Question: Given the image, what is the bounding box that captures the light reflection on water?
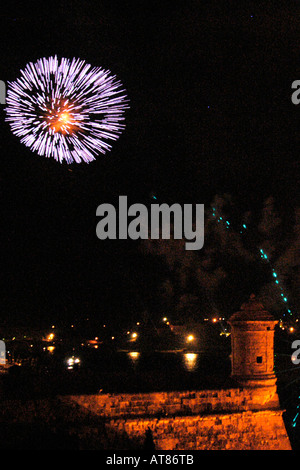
[126,351,199,373]
[183,353,198,372]
[128,351,140,364]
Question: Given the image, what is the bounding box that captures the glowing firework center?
[5,56,129,164]
[45,100,76,134]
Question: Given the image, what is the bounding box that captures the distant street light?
[186,334,195,343]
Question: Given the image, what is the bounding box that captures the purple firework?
[5,56,129,164]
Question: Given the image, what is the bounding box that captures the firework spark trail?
[211,206,295,320]
[5,56,129,164]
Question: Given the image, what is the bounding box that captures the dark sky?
[0,1,299,328]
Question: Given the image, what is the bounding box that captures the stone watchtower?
[228,294,279,406]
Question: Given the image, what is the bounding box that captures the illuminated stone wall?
[0,389,291,449]
[60,389,291,450]
[62,387,280,418]
[103,410,291,450]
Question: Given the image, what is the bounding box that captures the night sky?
[0,1,299,329]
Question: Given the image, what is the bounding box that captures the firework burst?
[5,56,129,164]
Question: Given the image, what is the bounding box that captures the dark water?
[3,347,231,397]
[86,349,231,392]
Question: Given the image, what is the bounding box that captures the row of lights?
[7,312,230,352]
